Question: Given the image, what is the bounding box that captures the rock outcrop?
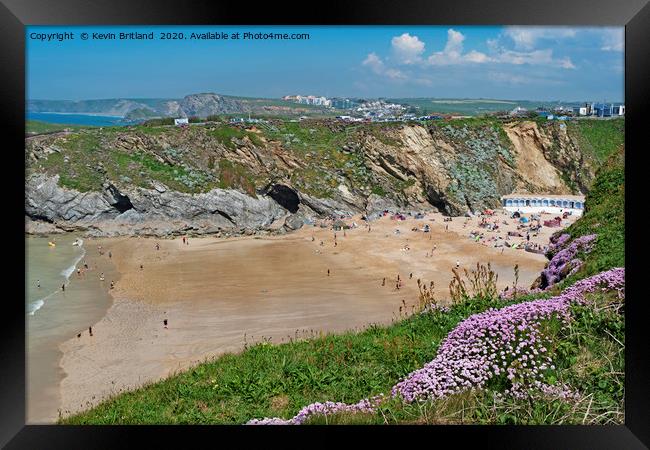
[25,174,287,236]
[25,118,615,236]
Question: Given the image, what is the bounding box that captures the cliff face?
[25,118,617,236]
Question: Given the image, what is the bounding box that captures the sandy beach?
[56,210,577,418]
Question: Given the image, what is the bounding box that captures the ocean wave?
[28,299,45,315]
[60,246,86,280]
[27,289,57,316]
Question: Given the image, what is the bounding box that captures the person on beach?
[89,326,93,337]
[164,319,168,329]
[334,241,337,247]
[156,243,160,251]
[327,269,330,277]
[77,268,81,276]
[311,236,315,242]
[409,273,413,279]
[110,281,115,289]
[456,260,460,269]
[61,284,65,292]
[382,277,385,286]
[100,273,105,281]
[108,251,112,259]
[37,279,40,288]
[446,224,449,232]
[84,262,88,270]
[140,264,144,270]
[77,333,81,338]
[182,237,186,245]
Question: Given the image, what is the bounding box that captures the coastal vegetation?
[26,120,93,135]
[27,117,623,217]
[61,141,624,425]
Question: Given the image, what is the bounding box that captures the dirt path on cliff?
[58,211,560,418]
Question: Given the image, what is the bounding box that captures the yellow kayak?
[48,241,56,247]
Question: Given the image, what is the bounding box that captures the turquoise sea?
[27,112,136,127]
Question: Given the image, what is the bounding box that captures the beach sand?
[57,210,576,418]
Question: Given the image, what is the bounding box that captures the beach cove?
[46,210,575,420]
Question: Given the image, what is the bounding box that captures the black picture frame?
[1,0,648,447]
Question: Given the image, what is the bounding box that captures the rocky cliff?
[25,117,623,236]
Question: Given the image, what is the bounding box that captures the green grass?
[563,146,624,278]
[217,159,258,195]
[208,125,263,149]
[26,120,93,135]
[569,118,625,164]
[28,126,224,194]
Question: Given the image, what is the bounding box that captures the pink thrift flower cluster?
[247,268,624,425]
[247,396,383,425]
[500,234,596,299]
[393,268,623,403]
[540,234,597,288]
[548,233,571,255]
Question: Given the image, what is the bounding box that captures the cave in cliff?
[266,184,300,213]
[106,185,135,213]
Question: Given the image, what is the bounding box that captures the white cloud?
[465,50,491,63]
[444,29,465,54]
[559,57,576,69]
[391,33,425,64]
[490,47,576,69]
[385,68,406,80]
[504,27,577,50]
[362,52,385,74]
[601,29,624,51]
[361,27,578,85]
[362,52,406,80]
[426,29,491,66]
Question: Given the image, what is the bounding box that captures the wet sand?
[57,210,571,419]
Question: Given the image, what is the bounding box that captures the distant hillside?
[28,93,333,120]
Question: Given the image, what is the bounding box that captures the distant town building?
[283,95,332,107]
[330,98,354,109]
[509,106,529,117]
[174,118,189,126]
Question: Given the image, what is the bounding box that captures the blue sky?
[26,26,624,102]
